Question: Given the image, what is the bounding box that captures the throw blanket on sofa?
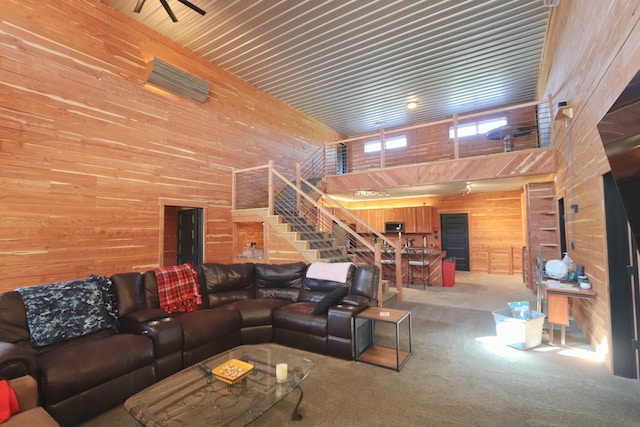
[306,262,353,283]
[16,275,119,347]
[154,263,202,313]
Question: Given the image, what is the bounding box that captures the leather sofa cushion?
[350,265,380,302]
[141,270,160,309]
[0,292,29,343]
[312,287,349,315]
[174,309,242,350]
[199,263,255,308]
[221,299,290,327]
[37,333,154,404]
[255,262,306,289]
[273,303,327,336]
[298,264,356,303]
[122,308,170,324]
[110,272,146,317]
[255,286,299,300]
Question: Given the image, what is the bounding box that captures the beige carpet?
[81,273,640,426]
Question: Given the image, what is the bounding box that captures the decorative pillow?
[312,286,349,315]
[16,275,119,347]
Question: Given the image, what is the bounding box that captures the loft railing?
[300,99,553,177]
[233,161,404,303]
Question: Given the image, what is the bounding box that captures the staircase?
[234,160,401,304]
[270,179,352,263]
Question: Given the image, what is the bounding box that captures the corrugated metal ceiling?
[102,0,551,137]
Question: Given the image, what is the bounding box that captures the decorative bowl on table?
[212,359,254,384]
[545,259,568,280]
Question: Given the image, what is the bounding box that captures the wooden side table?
[354,307,412,371]
[544,282,596,345]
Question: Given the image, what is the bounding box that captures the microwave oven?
[384,221,405,233]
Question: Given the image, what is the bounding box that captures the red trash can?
[442,257,456,287]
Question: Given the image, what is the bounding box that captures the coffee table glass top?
[125,344,314,427]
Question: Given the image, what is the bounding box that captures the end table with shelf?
[354,307,412,371]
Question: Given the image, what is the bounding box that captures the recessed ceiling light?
[406,101,417,110]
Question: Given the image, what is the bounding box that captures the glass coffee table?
[125,344,314,426]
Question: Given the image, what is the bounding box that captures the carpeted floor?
[81,273,640,426]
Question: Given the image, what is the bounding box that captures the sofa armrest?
[0,342,37,380]
[120,308,170,326]
[8,375,38,411]
[327,305,360,337]
[121,316,182,359]
[350,265,380,306]
[340,294,371,308]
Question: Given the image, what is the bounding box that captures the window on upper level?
[449,117,507,138]
[364,135,407,153]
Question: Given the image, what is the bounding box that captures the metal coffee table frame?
[125,344,314,426]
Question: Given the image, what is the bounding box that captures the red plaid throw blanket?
[154,263,202,313]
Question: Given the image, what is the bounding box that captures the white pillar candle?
[276,363,288,383]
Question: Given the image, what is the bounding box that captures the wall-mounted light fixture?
[554,101,573,127]
[145,58,209,103]
[353,190,390,197]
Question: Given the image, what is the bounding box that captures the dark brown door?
[177,208,203,265]
[604,173,639,378]
[441,213,470,271]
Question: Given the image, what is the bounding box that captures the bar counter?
[380,247,445,287]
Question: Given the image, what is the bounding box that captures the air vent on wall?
[145,58,209,103]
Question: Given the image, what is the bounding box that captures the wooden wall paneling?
[347,191,524,275]
[0,1,339,291]
[345,105,539,170]
[326,147,556,195]
[538,0,640,372]
[368,209,385,231]
[432,191,525,275]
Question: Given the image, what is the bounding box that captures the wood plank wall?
[539,0,640,372]
[347,190,524,275]
[346,105,538,171]
[0,0,340,291]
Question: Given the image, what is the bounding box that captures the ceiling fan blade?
[177,0,207,16]
[159,0,178,22]
[133,0,147,13]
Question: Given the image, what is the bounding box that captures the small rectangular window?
[449,117,507,138]
[364,136,407,153]
[364,141,382,153]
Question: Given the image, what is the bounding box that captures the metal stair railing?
[233,161,404,303]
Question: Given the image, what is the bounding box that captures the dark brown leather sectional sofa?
[0,261,379,426]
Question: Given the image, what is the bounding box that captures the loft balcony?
[306,100,558,201]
